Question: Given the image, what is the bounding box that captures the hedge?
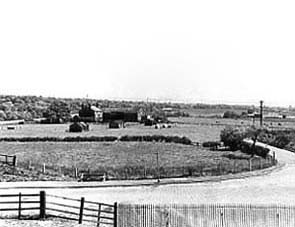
[202,141,221,148]
[240,141,270,158]
[119,135,192,145]
[0,135,192,145]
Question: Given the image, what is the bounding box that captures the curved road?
[1,142,295,205]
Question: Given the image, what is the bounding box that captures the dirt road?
[1,142,294,205]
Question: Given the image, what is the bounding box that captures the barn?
[79,104,103,122]
[103,111,138,123]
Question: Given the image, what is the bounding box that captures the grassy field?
[0,141,273,180]
[0,121,221,143]
[1,117,293,143]
[0,116,280,181]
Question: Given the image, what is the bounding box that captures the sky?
[0,0,295,107]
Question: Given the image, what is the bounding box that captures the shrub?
[223,111,240,119]
[220,126,246,151]
[270,134,290,148]
[239,141,270,158]
[118,135,192,145]
[202,141,221,148]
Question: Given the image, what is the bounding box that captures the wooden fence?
[0,153,16,166]
[0,192,41,219]
[47,194,117,226]
[118,204,295,227]
[0,191,117,227]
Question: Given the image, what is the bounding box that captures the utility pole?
[260,100,263,127]
[156,150,160,183]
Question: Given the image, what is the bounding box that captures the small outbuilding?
[109,120,125,129]
[69,122,89,132]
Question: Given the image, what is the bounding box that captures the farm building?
[0,119,25,125]
[109,120,125,129]
[79,104,103,122]
[103,111,138,123]
[264,112,284,119]
[69,122,89,132]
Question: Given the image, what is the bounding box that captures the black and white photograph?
[0,0,295,226]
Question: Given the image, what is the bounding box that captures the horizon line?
[0,92,291,109]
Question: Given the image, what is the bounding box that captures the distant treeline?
[0,94,289,121]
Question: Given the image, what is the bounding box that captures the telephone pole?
[260,100,263,127]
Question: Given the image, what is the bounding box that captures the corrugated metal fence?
[118,204,295,227]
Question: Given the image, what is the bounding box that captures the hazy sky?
[0,0,295,106]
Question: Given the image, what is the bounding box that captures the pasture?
[0,121,221,143]
[0,116,280,181]
[1,117,294,143]
[0,141,272,180]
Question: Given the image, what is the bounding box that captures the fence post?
[97,204,101,227]
[219,162,222,175]
[249,159,252,171]
[74,167,78,178]
[79,197,85,224]
[272,151,276,165]
[40,191,46,219]
[42,163,46,174]
[114,202,118,227]
[13,156,17,166]
[18,193,21,219]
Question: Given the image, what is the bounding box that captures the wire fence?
[13,154,277,181]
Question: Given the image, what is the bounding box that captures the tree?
[43,101,71,123]
[0,110,7,120]
[244,126,263,157]
[223,111,240,119]
[220,126,246,151]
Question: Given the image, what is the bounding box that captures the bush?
[239,141,270,158]
[270,134,290,148]
[223,111,240,119]
[118,135,192,145]
[220,126,246,151]
[202,141,221,148]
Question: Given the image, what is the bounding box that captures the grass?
[0,141,274,180]
[2,117,294,143]
[0,119,224,143]
[0,117,279,181]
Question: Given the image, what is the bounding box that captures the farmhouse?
[79,104,103,122]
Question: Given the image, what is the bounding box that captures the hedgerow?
[0,135,192,145]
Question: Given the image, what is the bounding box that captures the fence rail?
[0,192,41,219]
[46,193,116,226]
[0,153,16,166]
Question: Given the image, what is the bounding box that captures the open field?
[0,121,221,143]
[0,116,279,181]
[1,117,295,143]
[0,141,272,180]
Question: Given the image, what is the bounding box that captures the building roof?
[90,106,102,112]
